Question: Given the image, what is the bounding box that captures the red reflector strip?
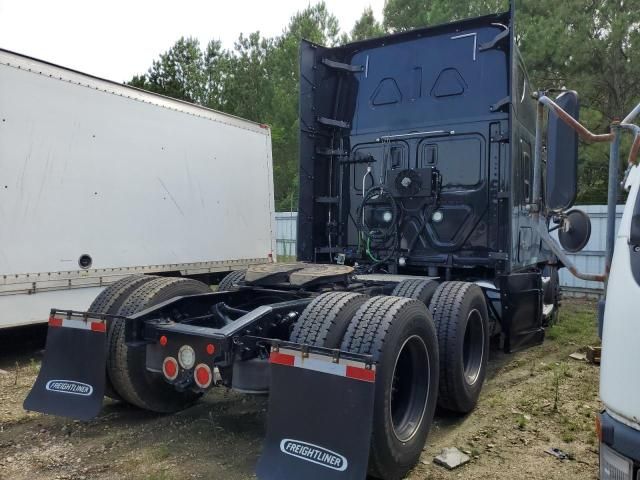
[346,365,376,383]
[47,315,106,333]
[48,316,63,328]
[270,351,295,366]
[271,348,376,383]
[90,322,107,333]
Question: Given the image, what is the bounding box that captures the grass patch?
[153,444,171,461]
[546,300,599,346]
[516,414,529,430]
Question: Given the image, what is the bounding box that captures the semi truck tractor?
[0,48,275,329]
[23,4,628,479]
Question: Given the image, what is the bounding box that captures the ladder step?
[317,117,351,129]
[321,58,364,73]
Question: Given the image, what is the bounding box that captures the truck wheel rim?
[463,309,485,385]
[390,335,430,443]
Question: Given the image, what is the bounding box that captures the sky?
[0,0,385,83]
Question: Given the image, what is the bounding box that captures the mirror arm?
[623,102,640,125]
[536,223,606,282]
[537,95,614,143]
[533,92,612,285]
[533,96,640,286]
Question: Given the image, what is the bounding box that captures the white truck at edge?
[0,49,275,329]
[599,163,640,478]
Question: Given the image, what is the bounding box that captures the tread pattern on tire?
[342,295,415,358]
[429,281,485,411]
[290,292,367,347]
[89,275,158,315]
[108,277,210,411]
[217,270,246,291]
[88,275,159,400]
[391,279,438,304]
[341,295,437,480]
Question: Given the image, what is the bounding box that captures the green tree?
[383,0,506,31]
[218,32,274,121]
[267,2,342,210]
[202,39,229,111]
[517,0,640,203]
[128,74,148,90]
[284,2,341,46]
[129,37,206,103]
[350,7,385,41]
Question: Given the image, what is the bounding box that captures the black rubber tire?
[290,292,368,348]
[341,296,439,480]
[392,279,439,306]
[108,277,211,412]
[428,281,490,413]
[88,275,159,401]
[217,270,246,291]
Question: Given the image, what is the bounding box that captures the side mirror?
[546,91,580,211]
[558,209,592,253]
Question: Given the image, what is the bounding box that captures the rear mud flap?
[256,347,375,480]
[24,312,107,421]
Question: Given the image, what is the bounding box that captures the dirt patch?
[0,299,600,479]
[410,299,600,479]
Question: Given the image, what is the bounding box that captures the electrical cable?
[356,184,400,269]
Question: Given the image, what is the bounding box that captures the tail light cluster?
[159,337,216,389]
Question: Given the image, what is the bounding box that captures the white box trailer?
[0,48,276,329]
